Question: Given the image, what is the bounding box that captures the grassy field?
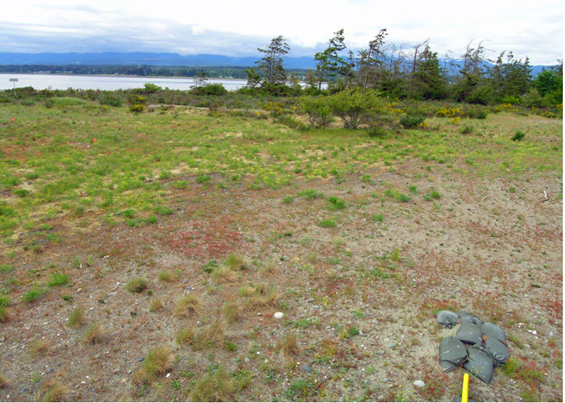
[0,98,562,402]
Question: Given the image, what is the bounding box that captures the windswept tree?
[411,44,446,99]
[314,29,351,90]
[489,51,532,100]
[256,35,290,86]
[357,29,389,91]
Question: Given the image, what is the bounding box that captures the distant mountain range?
[0,52,553,75]
[0,52,316,69]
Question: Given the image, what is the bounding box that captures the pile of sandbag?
[437,310,510,384]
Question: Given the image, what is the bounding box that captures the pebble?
[113,368,121,374]
[186,287,194,290]
[524,344,531,349]
[388,343,396,348]
[377,395,384,400]
[274,312,283,319]
[303,365,312,373]
[46,368,53,374]
[414,380,426,388]
[23,388,30,393]
[376,351,385,356]
[307,298,315,303]
[257,313,262,316]
[244,357,250,363]
[313,305,321,309]
[138,357,145,362]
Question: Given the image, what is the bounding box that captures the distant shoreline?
[0,72,244,81]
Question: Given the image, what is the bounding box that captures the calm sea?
[0,74,248,91]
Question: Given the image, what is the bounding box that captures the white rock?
[414,380,426,388]
[274,312,284,319]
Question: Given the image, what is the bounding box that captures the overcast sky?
[1,0,562,65]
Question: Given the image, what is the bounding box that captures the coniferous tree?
[256,35,290,85]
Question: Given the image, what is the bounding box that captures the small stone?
[377,395,384,400]
[23,388,30,393]
[187,287,194,290]
[244,357,250,363]
[524,344,531,349]
[257,313,262,316]
[46,368,53,374]
[414,380,426,388]
[303,365,312,373]
[376,351,385,356]
[313,305,321,309]
[113,368,121,374]
[138,357,145,362]
[274,312,284,319]
[388,343,396,348]
[307,298,314,303]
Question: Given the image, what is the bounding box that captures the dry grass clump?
[225,252,249,271]
[193,319,225,350]
[142,345,174,380]
[39,379,69,402]
[149,298,164,312]
[80,323,104,344]
[190,366,234,402]
[157,270,173,283]
[223,299,242,324]
[277,332,300,356]
[211,265,239,284]
[174,294,203,318]
[0,373,8,389]
[66,306,85,328]
[259,262,279,278]
[29,339,52,356]
[0,306,11,323]
[175,327,196,346]
[247,285,280,308]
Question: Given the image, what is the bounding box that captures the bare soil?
[1,157,562,402]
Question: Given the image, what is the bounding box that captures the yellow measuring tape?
[462,373,470,402]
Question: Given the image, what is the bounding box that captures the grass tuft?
[157,270,173,282]
[174,294,203,318]
[148,298,164,312]
[126,277,148,293]
[223,299,243,324]
[142,345,174,379]
[40,380,69,402]
[67,306,85,328]
[277,332,300,356]
[80,323,104,344]
[0,306,10,323]
[29,339,52,356]
[190,366,234,402]
[176,327,196,346]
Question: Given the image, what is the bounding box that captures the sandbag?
[458,311,482,326]
[437,311,459,329]
[463,344,494,384]
[439,336,468,372]
[484,336,510,366]
[455,322,483,345]
[482,322,506,343]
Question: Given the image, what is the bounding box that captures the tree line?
[246,31,562,107]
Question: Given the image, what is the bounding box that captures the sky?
[1,0,562,65]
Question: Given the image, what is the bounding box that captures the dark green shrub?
[511,130,526,142]
[143,83,162,93]
[300,96,333,128]
[327,89,386,129]
[465,85,494,105]
[99,94,123,107]
[399,115,426,128]
[196,83,228,96]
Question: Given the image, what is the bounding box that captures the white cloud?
[0,0,562,65]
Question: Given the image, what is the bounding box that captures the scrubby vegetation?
[0,79,562,402]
